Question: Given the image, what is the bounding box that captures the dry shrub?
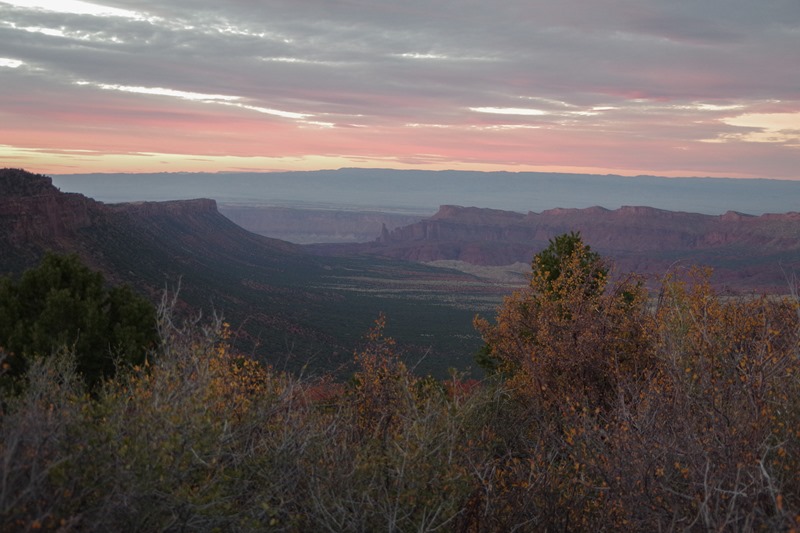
[1,262,798,531]
[473,243,799,531]
[611,268,800,531]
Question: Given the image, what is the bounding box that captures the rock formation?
[338,204,800,293]
[0,169,96,247]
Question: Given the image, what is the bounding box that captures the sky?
[1,0,799,179]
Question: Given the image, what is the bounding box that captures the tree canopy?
[475,232,651,409]
[0,253,157,389]
[532,231,607,298]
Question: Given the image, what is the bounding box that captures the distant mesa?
[313,203,800,293]
[0,168,228,266]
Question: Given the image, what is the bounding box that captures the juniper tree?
[0,253,157,390]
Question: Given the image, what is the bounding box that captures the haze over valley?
[52,169,800,248]
[53,169,800,217]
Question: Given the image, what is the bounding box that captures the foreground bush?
[0,305,500,531]
[472,231,800,531]
[1,261,798,531]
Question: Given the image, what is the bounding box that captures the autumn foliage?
[1,236,799,531]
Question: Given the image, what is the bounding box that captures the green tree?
[0,253,157,389]
[475,232,652,409]
[533,231,607,297]
[476,232,608,375]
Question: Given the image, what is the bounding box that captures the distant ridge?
[381,204,800,252]
[52,168,800,216]
[311,204,800,293]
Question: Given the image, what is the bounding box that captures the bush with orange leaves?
[613,268,800,531]
[471,233,655,529]
[473,234,800,531]
[475,232,654,412]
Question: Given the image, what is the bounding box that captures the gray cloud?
[3,1,796,105]
[1,0,798,177]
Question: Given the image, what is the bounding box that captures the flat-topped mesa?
[113,198,219,217]
[431,204,524,221]
[539,206,612,217]
[761,212,800,221]
[378,205,527,244]
[0,168,221,250]
[363,203,800,280]
[615,205,666,216]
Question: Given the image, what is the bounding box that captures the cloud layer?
[1,0,798,177]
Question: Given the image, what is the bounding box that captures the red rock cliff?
[0,168,97,246]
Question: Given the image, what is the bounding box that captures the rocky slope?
[0,169,95,251]
[0,169,298,275]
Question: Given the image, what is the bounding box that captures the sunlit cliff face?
[1,0,798,178]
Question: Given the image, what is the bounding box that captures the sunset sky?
[1,0,798,178]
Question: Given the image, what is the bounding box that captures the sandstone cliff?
[352,204,800,292]
[377,204,800,257]
[0,169,243,274]
[0,169,96,248]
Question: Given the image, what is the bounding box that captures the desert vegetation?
[0,253,157,392]
[1,238,798,531]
